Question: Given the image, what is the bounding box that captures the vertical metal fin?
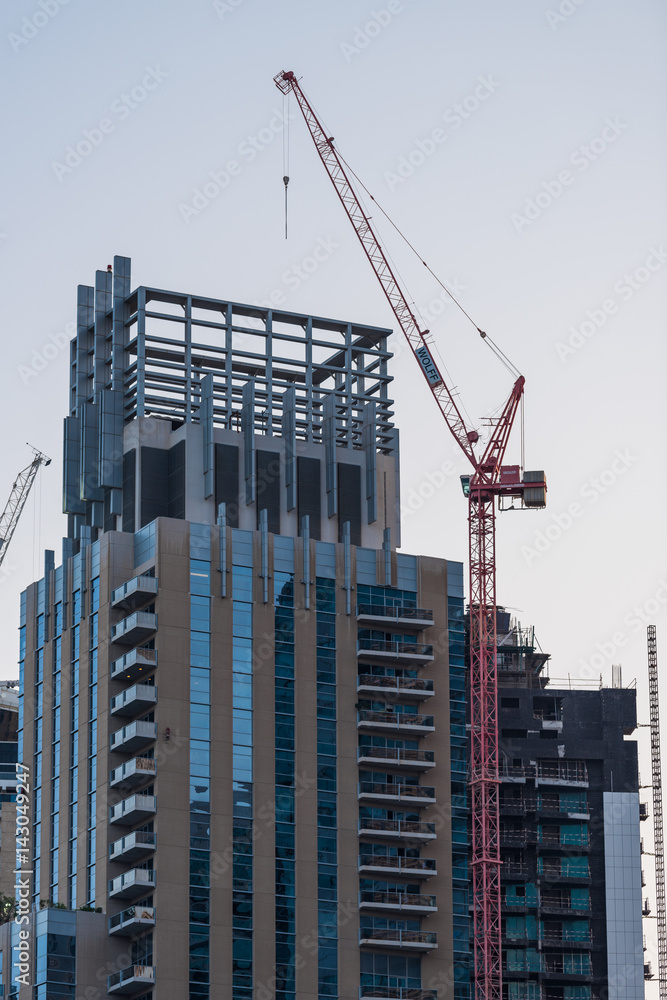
[202,374,214,499]
[343,520,351,616]
[242,379,256,505]
[217,502,227,598]
[301,515,310,610]
[282,386,296,511]
[259,508,269,604]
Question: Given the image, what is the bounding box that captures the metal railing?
[536,761,588,784]
[358,782,435,801]
[109,831,156,859]
[357,674,434,694]
[359,819,436,837]
[108,966,155,991]
[359,855,437,874]
[539,862,591,880]
[358,710,434,729]
[360,989,437,999]
[358,747,434,765]
[359,929,437,946]
[108,904,155,931]
[360,891,436,909]
[108,869,156,895]
[357,639,434,659]
[111,611,158,643]
[356,604,434,623]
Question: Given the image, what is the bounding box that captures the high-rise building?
[484,611,646,1000]
[9,257,470,1000]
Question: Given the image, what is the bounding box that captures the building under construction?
[477,610,646,1000]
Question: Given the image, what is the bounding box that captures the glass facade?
[315,541,338,1000]
[447,560,470,999]
[231,528,254,1000]
[86,544,99,904]
[190,525,213,998]
[274,537,295,1000]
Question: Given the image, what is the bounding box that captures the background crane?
[0,446,51,569]
[274,69,546,1000]
[648,625,667,997]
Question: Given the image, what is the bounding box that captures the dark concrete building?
[488,611,645,1000]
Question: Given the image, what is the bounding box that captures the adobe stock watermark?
[384,76,501,192]
[521,448,638,565]
[8,0,72,54]
[51,66,168,181]
[212,0,244,19]
[258,236,340,309]
[555,246,667,362]
[576,579,667,680]
[401,459,458,518]
[545,0,587,30]
[178,107,294,224]
[511,117,628,233]
[18,321,74,385]
[340,0,419,63]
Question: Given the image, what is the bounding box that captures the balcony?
[109,831,156,863]
[108,868,156,900]
[358,855,437,879]
[356,604,434,630]
[357,711,434,735]
[107,965,155,995]
[112,575,158,610]
[540,895,591,916]
[357,639,434,665]
[640,802,649,821]
[359,929,437,951]
[359,819,436,842]
[358,782,436,806]
[359,989,437,1000]
[358,747,435,771]
[109,905,156,937]
[111,611,157,646]
[537,831,590,852]
[541,957,592,981]
[535,762,588,788]
[111,647,157,683]
[110,793,156,826]
[110,756,156,791]
[110,721,157,754]
[500,862,532,881]
[357,674,434,701]
[359,891,437,914]
[540,929,592,947]
[110,683,158,718]
[538,863,591,884]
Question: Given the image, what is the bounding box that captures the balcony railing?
[110,683,158,717]
[360,988,438,999]
[359,819,436,840]
[111,647,157,683]
[357,674,434,699]
[540,929,592,945]
[539,862,591,881]
[536,762,588,786]
[358,747,435,769]
[356,604,434,628]
[358,782,436,804]
[112,575,158,610]
[110,611,158,646]
[110,756,156,790]
[357,711,435,733]
[540,895,591,914]
[358,855,437,877]
[359,929,437,950]
[110,793,156,826]
[359,891,436,913]
[108,905,156,936]
[542,957,591,977]
[357,639,434,663]
[501,862,531,879]
[107,965,155,994]
[108,868,156,900]
[538,831,590,850]
[109,831,156,863]
[110,720,157,754]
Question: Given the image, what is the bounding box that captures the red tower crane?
[274,70,547,999]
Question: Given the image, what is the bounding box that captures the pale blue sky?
[2,0,666,971]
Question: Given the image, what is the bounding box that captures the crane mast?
[648,625,667,997]
[0,447,51,569]
[275,70,546,1000]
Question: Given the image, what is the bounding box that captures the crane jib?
[415,344,443,387]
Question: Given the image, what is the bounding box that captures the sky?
[2,0,666,982]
